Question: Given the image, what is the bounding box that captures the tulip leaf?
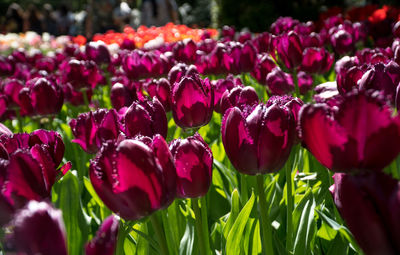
[179,217,196,255]
[226,191,255,255]
[83,176,104,208]
[223,189,240,239]
[326,234,349,255]
[58,171,87,255]
[293,190,316,255]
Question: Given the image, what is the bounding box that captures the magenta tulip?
[85,215,119,255]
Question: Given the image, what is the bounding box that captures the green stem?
[192,198,209,255]
[115,221,127,255]
[240,174,248,204]
[200,196,211,254]
[256,174,274,255]
[292,69,300,98]
[150,213,169,255]
[286,160,294,251]
[16,111,24,133]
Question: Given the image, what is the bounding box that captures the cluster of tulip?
[2,3,400,255]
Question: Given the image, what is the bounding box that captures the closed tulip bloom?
[266,67,294,95]
[301,47,334,74]
[300,90,400,173]
[110,82,137,111]
[144,78,172,112]
[169,133,213,198]
[85,215,119,255]
[358,62,400,103]
[330,172,400,255]
[29,78,64,116]
[212,74,244,113]
[336,66,364,94]
[221,25,235,40]
[70,109,120,154]
[224,41,257,74]
[89,135,176,220]
[219,86,259,115]
[3,79,24,106]
[221,102,295,175]
[330,29,354,55]
[251,54,277,85]
[253,32,274,53]
[168,63,199,86]
[172,75,214,129]
[276,31,303,70]
[62,59,102,90]
[124,98,168,138]
[85,41,111,64]
[4,201,67,255]
[270,17,300,35]
[173,39,197,63]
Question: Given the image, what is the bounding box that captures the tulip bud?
[70,109,120,154]
[172,75,214,129]
[85,41,111,64]
[330,29,354,55]
[110,82,137,110]
[144,78,172,112]
[266,67,294,95]
[5,201,67,255]
[124,98,168,138]
[251,54,277,85]
[30,78,64,116]
[89,135,176,220]
[219,86,259,115]
[300,47,334,74]
[85,215,119,255]
[169,133,213,198]
[173,39,197,63]
[212,74,244,113]
[168,63,199,85]
[276,31,303,70]
[300,90,400,173]
[221,102,295,175]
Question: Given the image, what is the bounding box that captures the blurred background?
[0,0,399,37]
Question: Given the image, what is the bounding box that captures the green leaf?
[83,176,104,207]
[58,171,87,255]
[179,217,196,255]
[293,190,316,255]
[223,189,240,239]
[226,191,255,255]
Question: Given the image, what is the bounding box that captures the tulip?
[169,133,213,198]
[221,25,235,40]
[299,90,400,173]
[238,31,252,43]
[358,62,400,103]
[300,47,334,74]
[122,50,171,80]
[224,41,257,74]
[85,215,119,255]
[297,71,313,95]
[270,17,300,35]
[0,130,70,225]
[251,53,277,85]
[330,29,354,55]
[89,135,176,220]
[3,79,24,106]
[330,171,400,255]
[61,59,102,90]
[144,78,172,112]
[173,39,197,63]
[85,41,111,64]
[29,77,64,116]
[123,98,168,138]
[221,102,295,175]
[198,43,229,75]
[336,65,363,94]
[212,74,244,113]
[275,31,303,70]
[110,83,137,111]
[172,75,213,129]
[70,109,120,154]
[266,67,294,95]
[219,86,259,115]
[168,63,199,86]
[4,201,67,255]
[253,32,274,54]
